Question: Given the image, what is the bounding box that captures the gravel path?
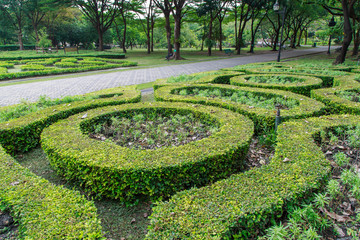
[0,47,327,106]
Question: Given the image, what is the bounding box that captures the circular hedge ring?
[243,67,353,87]
[230,74,322,96]
[154,84,326,133]
[153,70,243,90]
[41,102,254,203]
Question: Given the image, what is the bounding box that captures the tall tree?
[197,0,229,56]
[154,0,173,55]
[75,0,121,51]
[171,0,187,60]
[0,0,27,50]
[246,0,269,53]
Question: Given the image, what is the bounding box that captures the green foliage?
[153,70,242,90]
[154,84,326,133]
[146,115,359,239]
[231,74,323,96]
[333,152,350,167]
[0,86,141,155]
[0,58,137,81]
[175,87,300,110]
[326,179,341,199]
[0,145,103,239]
[20,64,47,71]
[0,94,100,123]
[311,75,360,115]
[37,29,52,48]
[40,102,254,203]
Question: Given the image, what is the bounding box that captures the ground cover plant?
[91,112,219,150]
[336,90,360,102]
[175,87,299,110]
[0,94,98,123]
[0,57,137,81]
[153,70,242,90]
[230,74,323,96]
[260,125,360,239]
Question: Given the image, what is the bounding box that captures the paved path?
[0,47,327,106]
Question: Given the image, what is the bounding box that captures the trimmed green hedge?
[0,145,103,239]
[243,67,353,87]
[0,61,137,81]
[311,75,360,114]
[0,86,141,155]
[0,45,36,51]
[153,70,243,90]
[230,74,323,96]
[154,84,326,133]
[146,114,360,239]
[0,53,126,61]
[41,102,254,203]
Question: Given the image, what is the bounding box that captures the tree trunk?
[122,12,127,53]
[174,17,181,59]
[33,24,39,43]
[151,14,154,52]
[207,20,213,56]
[164,12,172,55]
[297,29,303,47]
[352,27,359,56]
[334,0,352,65]
[219,19,223,51]
[98,29,104,51]
[147,16,151,54]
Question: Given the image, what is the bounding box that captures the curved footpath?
[0,47,327,106]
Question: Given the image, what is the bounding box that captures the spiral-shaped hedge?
[41,102,254,203]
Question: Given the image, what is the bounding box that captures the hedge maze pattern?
[0,62,359,239]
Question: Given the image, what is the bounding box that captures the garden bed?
[0,57,137,81]
[41,102,254,203]
[230,74,322,96]
[154,84,326,133]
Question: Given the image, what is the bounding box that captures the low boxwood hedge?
[154,84,326,133]
[0,53,126,61]
[0,61,137,81]
[311,76,360,115]
[0,86,141,155]
[40,102,254,204]
[230,74,323,96]
[221,62,284,72]
[146,114,359,239]
[153,70,243,90]
[0,145,103,239]
[243,67,353,87]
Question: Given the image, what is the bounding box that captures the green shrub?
[154,84,326,133]
[0,145,103,239]
[146,114,359,239]
[0,61,136,81]
[153,70,243,90]
[0,45,36,51]
[311,75,360,115]
[0,86,141,155]
[0,67,7,73]
[244,67,352,87]
[230,74,323,96]
[0,62,14,68]
[40,102,254,203]
[20,64,47,71]
[0,53,126,61]
[54,62,78,68]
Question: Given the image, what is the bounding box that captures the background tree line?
[0,0,359,63]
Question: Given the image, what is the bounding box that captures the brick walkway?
[0,47,327,106]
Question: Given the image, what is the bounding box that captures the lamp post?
[274,0,287,62]
[327,16,336,54]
